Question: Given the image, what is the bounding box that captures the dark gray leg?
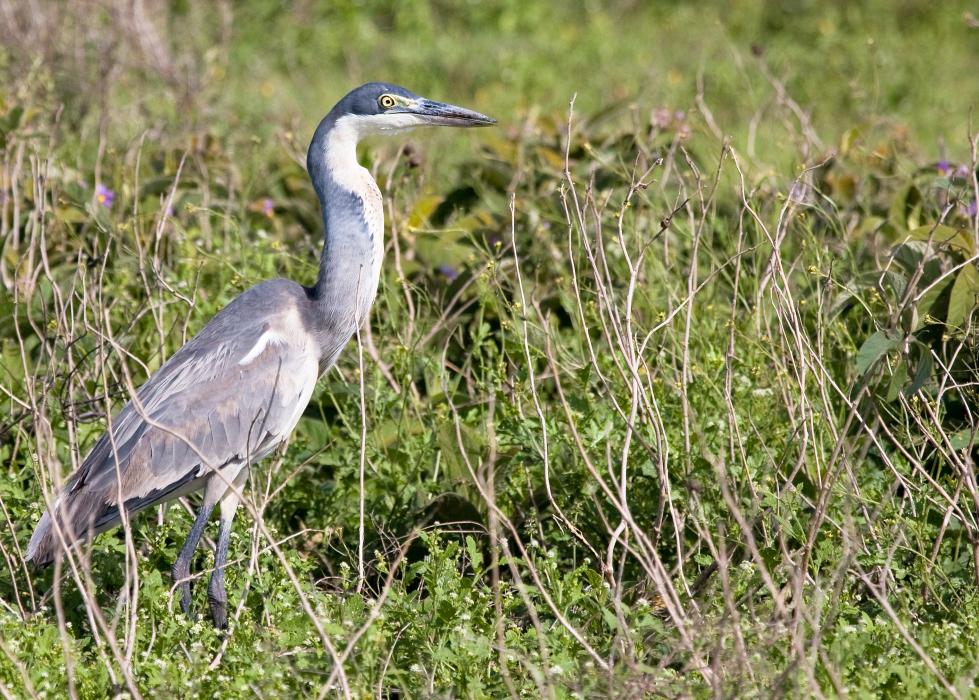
[208,470,246,629]
[172,496,218,617]
[206,508,234,629]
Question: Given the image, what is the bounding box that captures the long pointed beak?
[410,99,496,127]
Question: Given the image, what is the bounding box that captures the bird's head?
[328,82,496,135]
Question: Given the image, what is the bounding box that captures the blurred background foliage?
[1,0,979,697]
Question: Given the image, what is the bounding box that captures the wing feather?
[27,280,320,564]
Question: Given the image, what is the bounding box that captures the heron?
[26,82,495,628]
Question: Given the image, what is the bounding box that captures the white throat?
[323,113,430,194]
[323,117,370,195]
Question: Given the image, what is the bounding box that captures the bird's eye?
[378,95,396,109]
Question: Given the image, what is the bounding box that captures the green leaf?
[880,269,908,302]
[904,351,933,396]
[888,183,921,233]
[916,275,953,323]
[907,224,973,255]
[856,330,901,375]
[885,360,908,401]
[949,429,976,450]
[465,535,483,570]
[946,263,979,328]
[407,194,444,229]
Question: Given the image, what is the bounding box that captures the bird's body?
[28,279,317,561]
[27,83,493,627]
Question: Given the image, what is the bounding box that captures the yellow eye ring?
[379,95,396,109]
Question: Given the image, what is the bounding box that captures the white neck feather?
[323,113,431,193]
[323,117,370,195]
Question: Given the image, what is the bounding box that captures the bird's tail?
[26,488,112,567]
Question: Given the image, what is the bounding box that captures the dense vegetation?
[2,1,979,696]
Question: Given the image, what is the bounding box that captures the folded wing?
[27,281,319,565]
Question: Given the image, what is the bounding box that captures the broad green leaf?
[891,241,926,273]
[827,288,856,319]
[465,535,483,570]
[904,351,933,396]
[885,360,908,401]
[407,194,444,229]
[949,429,976,451]
[946,263,979,328]
[908,224,973,255]
[856,330,901,375]
[916,276,953,325]
[880,269,908,302]
[888,183,921,233]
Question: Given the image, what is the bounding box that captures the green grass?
[2,0,979,696]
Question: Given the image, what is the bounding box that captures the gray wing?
[28,280,319,562]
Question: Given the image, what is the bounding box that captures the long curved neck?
[306,114,385,358]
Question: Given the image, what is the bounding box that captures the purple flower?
[937,160,952,176]
[437,263,459,281]
[262,198,274,218]
[965,200,978,218]
[95,183,115,208]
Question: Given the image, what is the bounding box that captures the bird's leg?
[208,469,247,629]
[172,502,214,617]
[172,481,222,618]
